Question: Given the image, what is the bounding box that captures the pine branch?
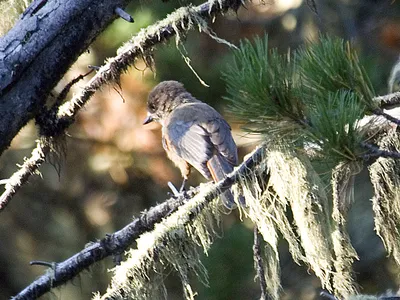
[0,0,243,212]
[374,91,400,109]
[13,146,265,300]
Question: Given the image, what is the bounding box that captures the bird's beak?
[143,113,154,125]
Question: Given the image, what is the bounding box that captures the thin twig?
[13,145,266,300]
[372,108,400,126]
[253,225,268,300]
[114,7,134,23]
[361,142,400,160]
[30,261,56,268]
[53,68,95,110]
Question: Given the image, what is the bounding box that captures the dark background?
[0,0,399,299]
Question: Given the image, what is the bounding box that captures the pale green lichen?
[266,151,335,292]
[95,184,220,300]
[94,144,365,300]
[239,170,281,299]
[116,1,237,87]
[369,130,400,266]
[331,161,361,297]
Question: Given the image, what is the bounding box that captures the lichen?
[96,184,220,300]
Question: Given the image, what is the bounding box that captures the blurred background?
[1,0,400,299]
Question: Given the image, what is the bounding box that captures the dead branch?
[13,146,265,300]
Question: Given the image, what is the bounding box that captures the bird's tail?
[207,155,244,209]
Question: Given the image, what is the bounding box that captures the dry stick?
[13,146,265,300]
[253,225,268,300]
[0,0,243,212]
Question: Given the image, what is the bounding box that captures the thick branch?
[56,0,242,119]
[13,196,187,300]
[13,146,265,300]
[0,0,131,155]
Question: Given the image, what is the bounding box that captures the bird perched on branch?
[143,80,240,208]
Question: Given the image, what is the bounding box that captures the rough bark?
[0,0,131,155]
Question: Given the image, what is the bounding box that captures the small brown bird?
[143,80,239,208]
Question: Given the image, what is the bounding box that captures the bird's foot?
[180,189,189,199]
[167,182,180,198]
[168,182,190,199]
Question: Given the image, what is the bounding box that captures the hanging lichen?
[94,184,221,300]
[369,130,400,266]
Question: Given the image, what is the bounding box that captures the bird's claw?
[168,181,190,199]
[180,189,189,199]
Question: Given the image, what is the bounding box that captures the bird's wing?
[166,109,238,180]
[203,118,238,166]
[165,119,213,179]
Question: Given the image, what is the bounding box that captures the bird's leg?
[167,182,180,197]
[179,178,187,193]
[167,179,189,199]
[179,178,190,199]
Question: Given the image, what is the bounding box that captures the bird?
[143,80,240,208]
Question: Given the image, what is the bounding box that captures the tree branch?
[0,0,132,155]
[0,0,243,212]
[0,139,49,211]
[374,91,400,109]
[56,0,242,120]
[361,142,400,160]
[372,108,400,126]
[13,145,266,300]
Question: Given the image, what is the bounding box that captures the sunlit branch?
[374,91,400,109]
[13,146,265,299]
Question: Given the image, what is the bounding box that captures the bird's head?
[143,81,192,125]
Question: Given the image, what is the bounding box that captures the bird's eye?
[148,102,156,112]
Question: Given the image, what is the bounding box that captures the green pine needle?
[296,35,376,107]
[305,90,366,162]
[222,36,305,142]
[223,35,374,165]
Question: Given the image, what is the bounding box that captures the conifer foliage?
[223,36,400,298]
[92,36,400,300]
